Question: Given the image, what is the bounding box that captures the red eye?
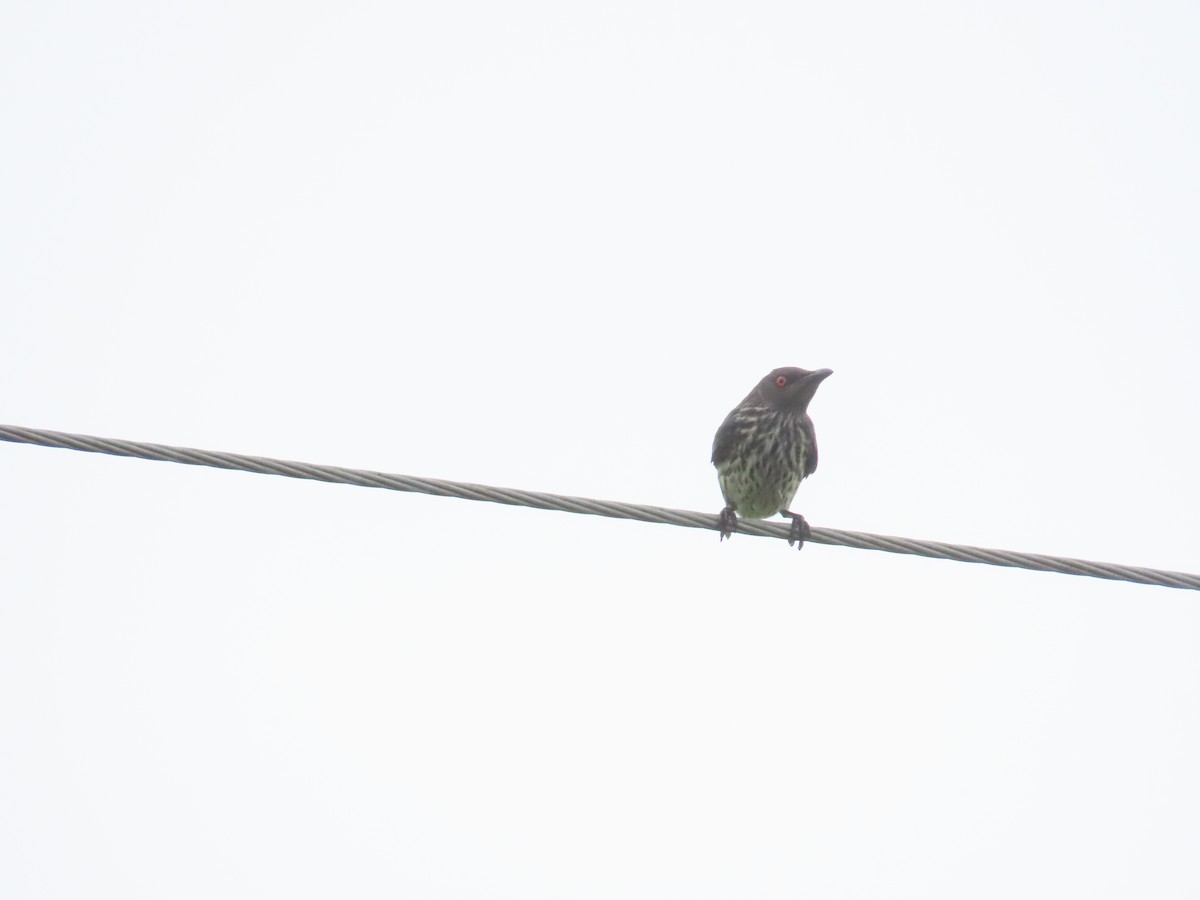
[775,375,788,388]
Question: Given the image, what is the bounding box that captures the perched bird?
[711,366,833,549]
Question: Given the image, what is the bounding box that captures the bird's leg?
[781,511,811,549]
[717,506,738,541]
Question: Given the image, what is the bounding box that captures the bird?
[711,366,833,549]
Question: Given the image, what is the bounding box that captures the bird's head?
[756,366,833,413]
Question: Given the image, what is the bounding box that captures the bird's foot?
[717,506,737,541]
[782,511,811,549]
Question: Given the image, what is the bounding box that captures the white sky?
[3,1,1200,897]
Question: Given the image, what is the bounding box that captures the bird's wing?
[801,415,818,477]
[711,410,742,467]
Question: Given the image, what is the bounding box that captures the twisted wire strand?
[2,423,1197,592]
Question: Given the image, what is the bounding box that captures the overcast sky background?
[3,1,1200,897]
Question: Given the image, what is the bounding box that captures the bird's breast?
[715,412,811,518]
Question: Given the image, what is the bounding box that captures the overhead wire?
[2,423,1197,592]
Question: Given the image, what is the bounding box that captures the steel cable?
[2,424,1196,592]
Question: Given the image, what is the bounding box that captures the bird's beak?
[795,368,832,407]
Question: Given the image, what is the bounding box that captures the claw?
[717,506,737,541]
[782,511,811,550]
